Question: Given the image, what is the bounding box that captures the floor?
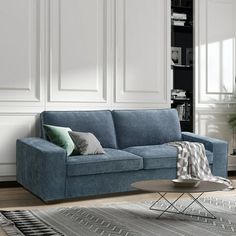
[1,180,236,211]
[1,180,236,235]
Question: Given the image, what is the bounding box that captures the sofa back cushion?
[112,109,182,149]
[40,110,117,149]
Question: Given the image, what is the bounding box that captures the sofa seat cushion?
[124,144,214,170]
[67,148,143,176]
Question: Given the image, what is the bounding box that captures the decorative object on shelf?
[185,104,191,120]
[186,48,193,65]
[176,104,190,121]
[171,47,182,65]
[171,89,186,99]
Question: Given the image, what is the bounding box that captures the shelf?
[171,0,193,133]
[171,64,193,69]
[172,24,192,28]
[172,97,190,101]
[172,5,192,10]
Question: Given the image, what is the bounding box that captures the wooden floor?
[0,180,236,210]
[0,180,236,235]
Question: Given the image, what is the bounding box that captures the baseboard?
[228,171,236,177]
[0,176,16,182]
[0,181,21,188]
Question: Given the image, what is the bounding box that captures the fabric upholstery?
[44,125,75,156]
[182,132,228,177]
[68,131,105,155]
[16,109,227,202]
[125,144,213,169]
[40,110,117,148]
[112,109,182,149]
[67,148,143,176]
[16,138,67,201]
[66,168,178,198]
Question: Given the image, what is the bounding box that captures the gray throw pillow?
[68,131,105,155]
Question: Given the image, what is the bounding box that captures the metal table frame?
[149,192,216,219]
[132,180,228,219]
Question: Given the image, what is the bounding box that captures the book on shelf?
[171,12,187,20]
[172,20,185,26]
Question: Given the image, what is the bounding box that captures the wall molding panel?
[195,110,234,154]
[0,0,42,103]
[0,114,37,178]
[196,110,232,138]
[49,0,108,103]
[114,0,170,104]
[0,165,16,179]
[195,0,236,106]
[194,0,236,162]
[0,0,44,179]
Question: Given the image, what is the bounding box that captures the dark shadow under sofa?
[16,109,228,202]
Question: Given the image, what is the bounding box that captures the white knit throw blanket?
[169,141,233,189]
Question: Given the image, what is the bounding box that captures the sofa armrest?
[16,137,67,202]
[182,132,228,177]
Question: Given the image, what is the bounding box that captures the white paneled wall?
[49,0,108,103]
[0,0,170,180]
[195,0,236,106]
[195,0,236,167]
[0,115,37,176]
[0,0,44,180]
[115,0,169,104]
[0,0,42,103]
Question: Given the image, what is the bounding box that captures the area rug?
[1,196,236,236]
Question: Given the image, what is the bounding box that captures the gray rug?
[1,196,236,236]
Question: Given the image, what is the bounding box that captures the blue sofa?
[16,109,228,202]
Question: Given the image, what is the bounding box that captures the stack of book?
[171,12,187,26]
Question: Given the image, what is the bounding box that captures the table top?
[131,179,228,193]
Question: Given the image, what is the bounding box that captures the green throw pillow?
[43,124,75,156]
[68,131,105,155]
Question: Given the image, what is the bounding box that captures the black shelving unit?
[171,0,193,132]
